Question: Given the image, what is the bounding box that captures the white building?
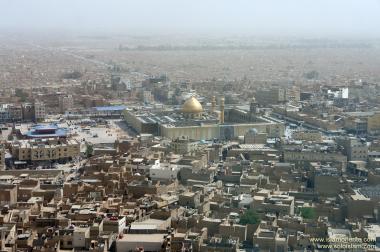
[73,226,90,248]
[149,160,180,181]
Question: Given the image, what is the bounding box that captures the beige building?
[273,106,338,132]
[253,226,288,252]
[344,111,380,135]
[125,96,285,140]
[284,150,347,170]
[292,130,322,142]
[10,138,80,162]
[253,192,295,216]
[160,122,283,140]
[244,128,268,144]
[368,112,380,135]
[255,87,287,105]
[170,136,200,155]
[336,137,368,161]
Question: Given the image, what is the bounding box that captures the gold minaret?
[211,96,216,113]
[220,97,225,124]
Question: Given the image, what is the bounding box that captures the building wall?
[368,113,380,135]
[256,88,287,105]
[0,185,17,205]
[0,146,5,170]
[314,175,342,197]
[284,151,347,169]
[292,131,322,142]
[347,200,376,219]
[337,137,368,161]
[219,224,247,241]
[73,227,89,248]
[124,110,157,134]
[161,124,220,140]
[149,167,179,181]
[170,139,199,155]
[244,132,268,144]
[116,236,164,252]
[59,95,74,113]
[11,139,80,162]
[34,101,46,121]
[161,123,283,141]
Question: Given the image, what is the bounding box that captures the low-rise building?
[292,130,322,142]
[149,160,180,182]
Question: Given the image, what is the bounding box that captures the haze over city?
[1,1,380,252]
[1,0,380,38]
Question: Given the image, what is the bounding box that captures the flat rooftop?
[118,233,164,242]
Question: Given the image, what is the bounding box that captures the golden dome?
[182,96,203,113]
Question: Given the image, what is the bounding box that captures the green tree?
[85,143,93,158]
[15,88,28,102]
[300,207,316,219]
[239,209,260,225]
[304,70,319,80]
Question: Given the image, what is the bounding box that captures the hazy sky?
[1,0,379,37]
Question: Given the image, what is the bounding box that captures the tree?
[239,209,260,225]
[300,207,316,219]
[304,70,319,80]
[15,88,28,102]
[85,143,93,158]
[61,70,82,79]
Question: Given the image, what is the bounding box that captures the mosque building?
[124,95,284,141]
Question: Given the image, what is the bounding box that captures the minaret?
[211,96,216,113]
[250,97,259,116]
[220,97,225,124]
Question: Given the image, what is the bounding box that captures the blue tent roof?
[93,105,127,111]
[26,124,68,138]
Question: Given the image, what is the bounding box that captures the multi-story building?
[21,103,35,121]
[0,106,10,122]
[368,112,380,135]
[170,136,200,154]
[336,136,368,161]
[8,104,22,122]
[58,95,74,113]
[0,104,22,122]
[255,87,287,105]
[9,138,80,163]
[34,101,46,122]
[343,111,380,135]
